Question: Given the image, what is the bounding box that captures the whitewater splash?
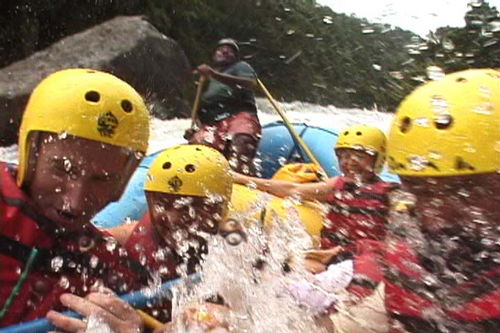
[166,191,337,333]
[0,99,394,163]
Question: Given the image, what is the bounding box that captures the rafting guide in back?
[186,38,262,176]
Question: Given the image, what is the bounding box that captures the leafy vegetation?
[1,0,499,111]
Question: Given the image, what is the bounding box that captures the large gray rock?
[0,16,192,146]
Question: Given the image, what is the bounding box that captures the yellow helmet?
[335,124,387,172]
[387,68,500,177]
[18,68,150,185]
[144,144,233,214]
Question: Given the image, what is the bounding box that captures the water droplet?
[119,248,128,257]
[426,66,445,81]
[322,16,333,24]
[372,64,381,71]
[473,102,492,115]
[464,144,476,153]
[51,256,64,272]
[63,159,71,172]
[494,141,500,152]
[390,71,404,80]
[442,37,455,51]
[59,276,70,289]
[105,237,117,252]
[431,96,449,114]
[409,155,428,171]
[484,39,497,47]
[415,117,430,127]
[89,255,99,268]
[434,114,453,128]
[428,151,442,160]
[225,232,244,246]
[78,236,94,251]
[362,27,374,34]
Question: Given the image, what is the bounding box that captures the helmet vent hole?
[456,77,467,83]
[434,114,453,130]
[85,91,100,103]
[195,147,202,151]
[356,131,362,136]
[162,162,171,169]
[399,117,412,133]
[185,164,196,173]
[344,131,349,135]
[121,100,133,113]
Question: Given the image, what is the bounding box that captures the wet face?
[212,45,237,66]
[146,192,224,250]
[401,173,500,235]
[26,133,136,231]
[336,148,376,179]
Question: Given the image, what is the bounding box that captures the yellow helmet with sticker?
[387,68,500,177]
[18,68,150,185]
[335,124,387,172]
[144,144,232,206]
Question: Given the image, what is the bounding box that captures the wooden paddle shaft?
[256,79,327,179]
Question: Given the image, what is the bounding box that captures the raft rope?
[0,248,39,320]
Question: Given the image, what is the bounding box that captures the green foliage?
[408,1,500,75]
[2,0,499,111]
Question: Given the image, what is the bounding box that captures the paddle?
[183,76,206,140]
[0,275,201,333]
[256,79,328,180]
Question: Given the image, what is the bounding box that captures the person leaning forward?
[0,68,151,327]
[47,145,237,332]
[294,69,500,333]
[187,38,262,176]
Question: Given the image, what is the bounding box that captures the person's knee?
[227,134,259,175]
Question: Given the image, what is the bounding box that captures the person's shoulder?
[232,60,255,71]
[234,60,252,66]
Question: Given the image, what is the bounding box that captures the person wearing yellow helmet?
[380,68,500,332]
[284,69,500,333]
[123,144,233,273]
[0,68,151,327]
[234,124,398,251]
[47,144,235,332]
[232,125,397,332]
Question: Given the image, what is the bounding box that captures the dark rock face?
[0,15,192,146]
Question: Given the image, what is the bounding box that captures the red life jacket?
[124,213,180,280]
[124,213,207,322]
[0,162,150,327]
[332,240,500,332]
[321,177,396,248]
[340,240,385,303]
[384,241,500,333]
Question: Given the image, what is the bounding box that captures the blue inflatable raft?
[92,122,398,228]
